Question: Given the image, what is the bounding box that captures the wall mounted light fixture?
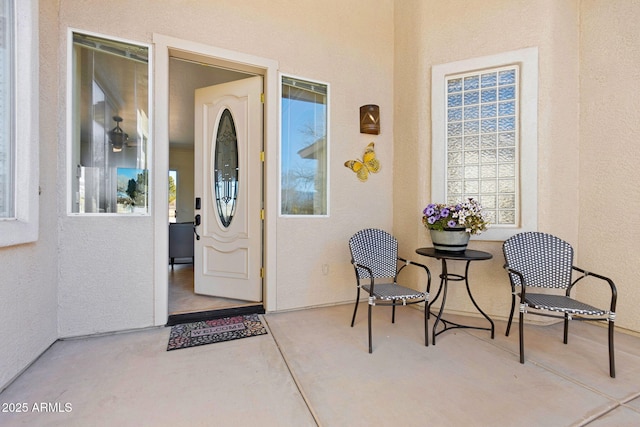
[360,104,380,135]
[109,115,128,152]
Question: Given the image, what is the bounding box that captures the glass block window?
[432,48,538,240]
[445,66,519,226]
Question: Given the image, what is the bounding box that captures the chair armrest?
[351,260,376,292]
[571,266,617,311]
[503,264,525,282]
[397,257,432,293]
[503,264,528,298]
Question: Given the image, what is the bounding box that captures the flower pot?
[429,228,470,253]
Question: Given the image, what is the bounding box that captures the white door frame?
[152,34,279,326]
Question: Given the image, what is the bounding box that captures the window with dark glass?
[214,108,239,227]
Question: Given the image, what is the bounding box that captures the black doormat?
[166,304,265,326]
[166,314,267,351]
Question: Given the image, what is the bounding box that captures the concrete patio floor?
[1,303,639,426]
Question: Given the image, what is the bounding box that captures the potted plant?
[422,198,489,252]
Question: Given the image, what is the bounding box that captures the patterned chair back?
[502,232,573,289]
[349,229,398,279]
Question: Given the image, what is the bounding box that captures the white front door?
[193,76,263,302]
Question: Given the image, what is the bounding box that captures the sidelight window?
[69,31,150,215]
[0,0,39,247]
[280,75,329,216]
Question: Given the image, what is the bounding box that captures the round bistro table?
[415,247,495,345]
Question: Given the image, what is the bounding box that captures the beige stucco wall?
[394,0,638,335]
[0,0,58,390]
[579,0,640,334]
[273,4,395,310]
[394,0,584,321]
[50,0,394,335]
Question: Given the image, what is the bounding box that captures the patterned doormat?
[167,314,267,351]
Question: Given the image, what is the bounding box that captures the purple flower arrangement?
[422,198,489,235]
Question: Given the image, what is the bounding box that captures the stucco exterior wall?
[579,0,640,334]
[0,0,58,390]
[273,6,395,310]
[51,0,394,334]
[393,0,582,321]
[394,0,639,335]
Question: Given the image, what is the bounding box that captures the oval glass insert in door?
[213,108,239,227]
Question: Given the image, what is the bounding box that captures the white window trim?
[278,72,331,218]
[0,0,39,247]
[432,47,538,241]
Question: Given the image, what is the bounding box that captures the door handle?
[194,214,201,240]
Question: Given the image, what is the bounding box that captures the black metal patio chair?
[502,232,617,377]
[348,229,431,353]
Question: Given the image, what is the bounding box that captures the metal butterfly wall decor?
[344,142,380,182]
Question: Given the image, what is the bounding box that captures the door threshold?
[166,304,265,326]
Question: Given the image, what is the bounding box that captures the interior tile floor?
[1,303,640,426]
[168,264,250,315]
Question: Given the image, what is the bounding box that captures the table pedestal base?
[430,261,495,344]
[415,248,495,345]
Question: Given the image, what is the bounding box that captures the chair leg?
[424,302,429,347]
[609,320,616,378]
[350,288,361,327]
[392,300,396,324]
[563,314,569,344]
[368,303,373,353]
[519,310,525,364]
[506,293,516,336]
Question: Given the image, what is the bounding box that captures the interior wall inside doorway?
[168,58,253,223]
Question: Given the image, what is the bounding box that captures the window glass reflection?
[71,33,150,214]
[281,76,328,216]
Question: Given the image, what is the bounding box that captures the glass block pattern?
[446,66,519,225]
